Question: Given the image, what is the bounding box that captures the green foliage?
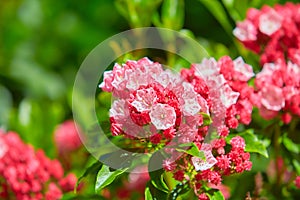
[226,129,270,158]
[95,165,128,192]
[1,0,300,199]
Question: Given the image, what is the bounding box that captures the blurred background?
[1,0,299,199]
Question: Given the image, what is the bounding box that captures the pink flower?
[163,158,177,171]
[54,120,82,153]
[192,144,217,171]
[260,85,285,111]
[173,170,185,181]
[0,136,7,159]
[216,155,231,171]
[149,103,176,130]
[59,173,77,192]
[131,87,157,112]
[128,165,150,192]
[230,136,246,150]
[233,20,257,41]
[259,9,282,36]
[234,2,300,65]
[232,57,255,81]
[295,176,300,189]
[0,131,76,199]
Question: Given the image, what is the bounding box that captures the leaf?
[148,151,169,192]
[201,112,212,126]
[99,150,135,170]
[207,190,225,200]
[76,161,103,191]
[145,187,153,200]
[282,134,299,154]
[95,165,128,192]
[0,85,12,129]
[176,143,205,159]
[197,0,233,36]
[226,130,269,158]
[161,0,185,30]
[167,183,190,200]
[146,181,168,200]
[292,159,300,174]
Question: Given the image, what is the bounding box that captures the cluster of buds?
[233,2,300,65]
[0,131,76,200]
[100,57,254,198]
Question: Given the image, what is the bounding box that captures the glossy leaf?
[198,0,233,35]
[145,187,153,200]
[208,189,225,200]
[167,183,190,200]
[76,161,103,191]
[95,165,128,192]
[176,142,205,159]
[226,130,269,158]
[148,151,169,192]
[282,134,299,154]
[161,0,185,30]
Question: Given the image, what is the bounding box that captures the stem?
[274,124,283,189]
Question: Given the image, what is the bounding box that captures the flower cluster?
[234,3,300,124]
[163,136,251,199]
[181,56,255,135]
[0,131,76,200]
[100,57,207,145]
[233,2,300,65]
[100,57,254,198]
[254,61,300,123]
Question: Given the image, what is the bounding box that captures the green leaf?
[282,134,299,154]
[176,143,205,159]
[167,183,190,200]
[201,112,212,126]
[148,151,169,192]
[145,187,153,200]
[197,0,233,36]
[226,130,269,158]
[208,190,225,200]
[292,159,300,174]
[0,85,12,129]
[146,181,168,200]
[161,0,185,30]
[95,165,128,192]
[99,150,135,170]
[76,161,103,191]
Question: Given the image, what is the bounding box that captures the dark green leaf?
[197,0,233,36]
[0,85,12,128]
[176,143,205,159]
[282,134,299,154]
[226,130,269,158]
[201,112,212,126]
[76,161,103,191]
[95,165,128,192]
[207,189,225,200]
[146,181,168,200]
[167,183,190,200]
[145,187,153,200]
[148,151,169,192]
[292,159,300,174]
[99,150,135,169]
[161,0,185,30]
